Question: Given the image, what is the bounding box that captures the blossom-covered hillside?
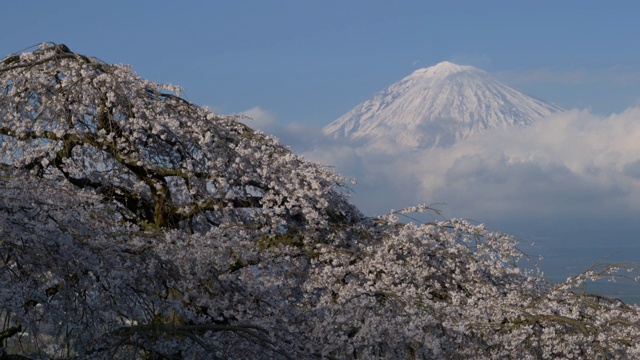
[1,43,639,359]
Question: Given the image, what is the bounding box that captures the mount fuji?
[323,61,564,150]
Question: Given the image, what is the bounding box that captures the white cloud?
[235,106,332,154]
[237,106,278,132]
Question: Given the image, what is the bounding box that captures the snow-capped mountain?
[323,61,563,150]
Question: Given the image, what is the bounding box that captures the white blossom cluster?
[1,43,640,359]
[0,43,358,233]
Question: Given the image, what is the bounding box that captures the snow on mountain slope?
[323,61,564,150]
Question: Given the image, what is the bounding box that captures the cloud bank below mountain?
[307,107,640,220]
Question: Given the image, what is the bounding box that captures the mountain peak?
[411,61,480,78]
[324,62,563,151]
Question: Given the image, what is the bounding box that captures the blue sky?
[3,1,640,125]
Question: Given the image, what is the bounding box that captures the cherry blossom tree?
[1,43,640,359]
